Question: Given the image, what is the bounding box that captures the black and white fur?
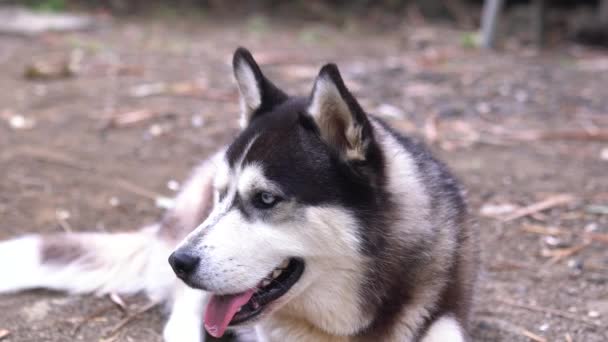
[0,48,477,342]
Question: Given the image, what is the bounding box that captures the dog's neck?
[254,270,430,342]
[257,314,348,342]
[278,267,373,336]
[257,294,437,342]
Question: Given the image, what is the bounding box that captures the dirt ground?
[0,12,606,342]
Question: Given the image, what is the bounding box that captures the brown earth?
[0,13,606,342]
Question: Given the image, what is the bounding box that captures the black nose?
[168,251,199,278]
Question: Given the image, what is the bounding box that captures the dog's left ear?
[308,64,373,161]
[233,47,288,128]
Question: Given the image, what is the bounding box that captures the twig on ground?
[588,232,608,244]
[507,129,608,142]
[104,302,158,339]
[99,334,120,342]
[560,211,585,221]
[497,299,602,327]
[0,330,10,341]
[487,260,533,272]
[502,194,575,222]
[521,224,608,245]
[565,333,573,342]
[476,317,546,342]
[104,109,158,128]
[109,293,128,313]
[72,305,121,336]
[520,330,548,342]
[542,242,591,264]
[521,224,567,236]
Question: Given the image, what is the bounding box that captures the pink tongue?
[204,289,255,338]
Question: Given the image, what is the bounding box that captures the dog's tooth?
[262,279,271,287]
[237,307,242,312]
[280,260,289,268]
[272,269,282,279]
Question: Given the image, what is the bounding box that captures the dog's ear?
[308,64,373,161]
[233,47,288,128]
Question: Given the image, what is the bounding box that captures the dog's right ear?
[308,64,373,161]
[233,47,288,128]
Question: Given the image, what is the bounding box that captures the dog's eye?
[253,191,280,209]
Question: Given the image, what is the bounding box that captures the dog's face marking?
[178,103,368,286]
[172,48,397,336]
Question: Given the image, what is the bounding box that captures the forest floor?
[0,11,606,342]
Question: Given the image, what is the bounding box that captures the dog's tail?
[0,152,220,304]
[0,225,176,303]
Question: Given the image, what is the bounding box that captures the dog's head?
[169,48,385,338]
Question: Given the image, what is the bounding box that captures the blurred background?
[0,0,606,341]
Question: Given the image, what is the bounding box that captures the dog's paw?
[163,316,204,342]
[421,315,465,342]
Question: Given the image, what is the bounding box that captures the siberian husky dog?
[0,48,477,342]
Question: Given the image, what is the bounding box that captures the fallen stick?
[543,242,591,264]
[588,232,608,244]
[104,302,158,338]
[105,109,158,128]
[521,330,548,342]
[502,194,575,222]
[509,130,608,142]
[109,293,128,313]
[521,224,566,236]
[476,317,546,342]
[0,330,10,341]
[521,224,608,244]
[497,299,602,327]
[488,260,533,272]
[72,304,121,336]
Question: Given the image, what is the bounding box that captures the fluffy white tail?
[0,225,176,303]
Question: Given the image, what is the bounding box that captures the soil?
[0,13,606,342]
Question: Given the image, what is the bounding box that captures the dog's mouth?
[203,258,305,338]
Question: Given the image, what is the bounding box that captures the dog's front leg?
[164,283,208,342]
[420,315,466,342]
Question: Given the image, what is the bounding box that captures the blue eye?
[253,191,281,209]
